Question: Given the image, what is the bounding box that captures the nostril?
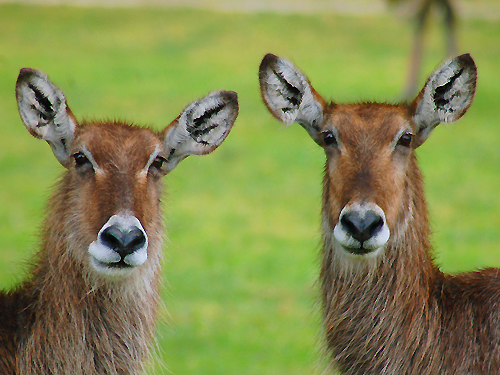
[123,228,146,254]
[101,226,123,251]
[100,226,146,258]
[341,211,384,244]
[366,213,384,238]
[341,213,361,238]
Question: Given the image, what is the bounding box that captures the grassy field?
[0,3,499,374]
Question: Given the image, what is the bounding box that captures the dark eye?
[323,131,338,147]
[396,132,413,148]
[150,156,167,171]
[73,152,90,167]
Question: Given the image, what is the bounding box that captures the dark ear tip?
[17,68,41,82]
[17,68,36,86]
[218,91,239,116]
[456,53,476,70]
[16,68,48,93]
[260,53,279,72]
[219,90,238,104]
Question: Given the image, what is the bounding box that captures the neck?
[17,179,162,375]
[319,163,442,373]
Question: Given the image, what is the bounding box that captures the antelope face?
[259,53,476,258]
[73,123,165,278]
[16,68,238,279]
[320,106,414,256]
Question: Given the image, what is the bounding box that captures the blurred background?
[0,0,499,374]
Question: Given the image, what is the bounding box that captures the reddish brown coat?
[1,69,238,374]
[259,53,499,374]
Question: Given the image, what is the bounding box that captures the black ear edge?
[455,53,477,97]
[258,53,302,123]
[17,68,42,84]
[409,53,477,148]
[218,90,239,114]
[259,53,280,76]
[16,68,43,101]
[456,53,476,71]
[409,53,477,116]
[192,90,239,128]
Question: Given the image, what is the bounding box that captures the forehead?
[74,121,161,167]
[325,103,412,144]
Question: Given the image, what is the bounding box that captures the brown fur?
[0,121,165,374]
[4,67,237,374]
[259,53,498,374]
[320,106,500,374]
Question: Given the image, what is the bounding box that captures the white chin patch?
[88,214,148,277]
[89,257,137,278]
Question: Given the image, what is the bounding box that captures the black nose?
[101,225,146,258]
[341,211,384,245]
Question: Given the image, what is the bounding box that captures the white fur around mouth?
[88,214,148,276]
[333,203,390,256]
[89,256,142,278]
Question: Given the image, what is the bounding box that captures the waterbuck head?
[259,53,476,260]
[16,68,238,282]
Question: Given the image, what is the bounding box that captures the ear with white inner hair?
[161,90,238,172]
[411,54,477,148]
[259,53,326,142]
[16,68,78,167]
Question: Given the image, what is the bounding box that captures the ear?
[16,68,78,167]
[411,54,477,148]
[161,90,238,172]
[259,53,326,141]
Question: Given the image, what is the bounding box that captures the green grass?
[0,3,499,374]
